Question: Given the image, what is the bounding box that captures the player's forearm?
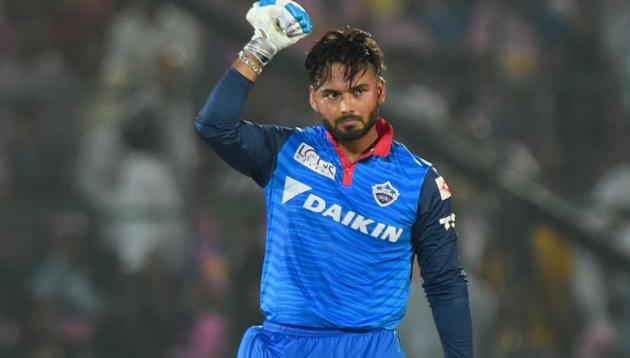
[195,67,253,138]
[423,259,471,357]
[432,296,473,358]
[423,246,472,357]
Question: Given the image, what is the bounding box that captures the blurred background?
[1,0,629,357]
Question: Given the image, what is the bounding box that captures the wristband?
[238,50,263,75]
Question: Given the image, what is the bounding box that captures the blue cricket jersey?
[196,68,472,357]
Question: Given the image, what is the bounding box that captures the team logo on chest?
[372,181,400,207]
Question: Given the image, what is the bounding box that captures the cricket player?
[195,1,472,356]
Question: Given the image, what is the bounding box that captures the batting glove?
[244,0,313,66]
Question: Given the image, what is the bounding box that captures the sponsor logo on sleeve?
[294,143,336,180]
[372,181,400,207]
[435,176,452,200]
[439,213,456,230]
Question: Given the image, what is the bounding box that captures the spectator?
[77,104,191,274]
[573,163,630,357]
[100,0,201,93]
[98,0,202,191]
[30,211,108,356]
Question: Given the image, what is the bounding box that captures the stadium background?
[1,0,629,356]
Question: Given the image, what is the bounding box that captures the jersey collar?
[325,117,394,186]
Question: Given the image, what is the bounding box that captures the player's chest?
[275,139,418,231]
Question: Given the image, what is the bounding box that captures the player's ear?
[309,85,320,113]
[377,76,386,105]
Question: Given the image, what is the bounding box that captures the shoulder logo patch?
[439,213,456,230]
[435,176,451,200]
[372,181,400,207]
[294,143,336,180]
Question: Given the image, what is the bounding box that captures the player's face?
[309,63,386,141]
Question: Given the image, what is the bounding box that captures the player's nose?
[339,94,356,114]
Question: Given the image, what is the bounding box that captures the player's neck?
[338,126,379,163]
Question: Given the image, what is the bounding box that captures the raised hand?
[243,0,313,66]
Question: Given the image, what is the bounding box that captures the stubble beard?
[324,105,379,142]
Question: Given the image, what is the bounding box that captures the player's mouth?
[338,116,363,130]
[341,122,359,130]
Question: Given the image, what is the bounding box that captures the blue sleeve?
[195,67,293,187]
[412,167,473,358]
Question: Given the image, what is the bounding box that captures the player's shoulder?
[276,124,330,157]
[300,124,327,135]
[390,140,434,170]
[287,124,327,141]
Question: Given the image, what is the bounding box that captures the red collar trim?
[326,117,394,158]
[372,117,394,157]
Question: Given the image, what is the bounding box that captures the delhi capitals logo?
[372,181,400,207]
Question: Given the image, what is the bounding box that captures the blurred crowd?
[0,0,629,357]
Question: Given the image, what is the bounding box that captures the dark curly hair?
[305,27,386,89]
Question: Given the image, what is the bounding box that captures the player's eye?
[324,92,339,99]
[353,88,367,96]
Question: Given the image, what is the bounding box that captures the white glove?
[243,0,313,65]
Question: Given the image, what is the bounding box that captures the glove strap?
[243,34,279,66]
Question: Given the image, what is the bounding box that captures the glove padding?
[244,0,313,65]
